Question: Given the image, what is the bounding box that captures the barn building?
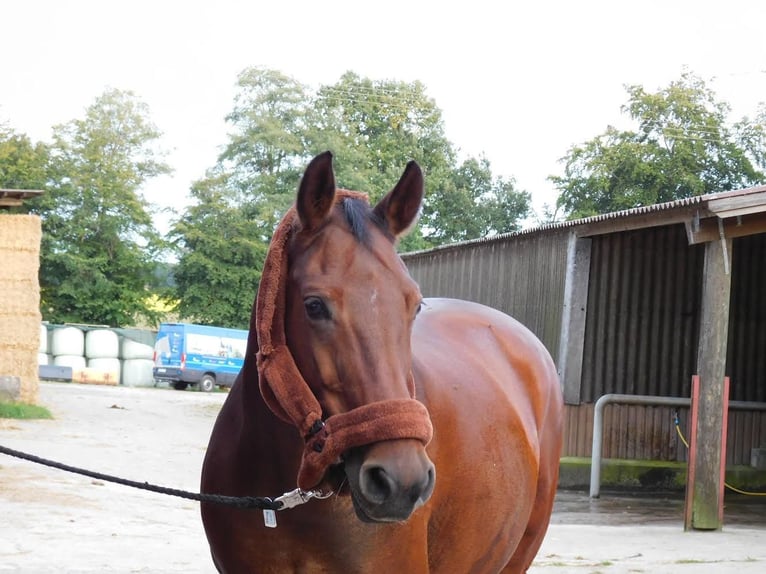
[402,185,766,530]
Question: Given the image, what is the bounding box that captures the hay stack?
[0,214,42,404]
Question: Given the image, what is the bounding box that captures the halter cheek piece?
[254,192,433,491]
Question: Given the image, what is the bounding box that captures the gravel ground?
[1,382,764,573]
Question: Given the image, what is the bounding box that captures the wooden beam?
[577,207,707,238]
[707,189,766,218]
[0,189,44,207]
[686,212,766,245]
[557,233,592,404]
[690,236,732,530]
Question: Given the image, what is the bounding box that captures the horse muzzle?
[344,439,436,523]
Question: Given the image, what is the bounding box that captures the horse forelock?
[341,196,391,247]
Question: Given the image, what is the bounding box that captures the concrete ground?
[531,491,766,573]
[1,382,764,573]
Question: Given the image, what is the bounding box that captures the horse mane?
[341,197,391,247]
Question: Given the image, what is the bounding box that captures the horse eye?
[304,297,330,321]
[415,302,423,317]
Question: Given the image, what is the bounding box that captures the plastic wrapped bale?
[85,329,119,359]
[39,324,48,353]
[86,357,121,385]
[122,358,155,387]
[51,326,85,357]
[53,354,87,371]
[0,214,42,403]
[119,337,154,360]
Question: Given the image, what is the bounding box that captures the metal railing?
[589,393,766,497]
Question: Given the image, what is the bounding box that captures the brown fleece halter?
[255,191,433,490]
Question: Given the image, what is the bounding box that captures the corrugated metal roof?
[405,184,766,258]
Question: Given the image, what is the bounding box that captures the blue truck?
[152,323,248,391]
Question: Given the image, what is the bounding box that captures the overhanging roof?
[0,189,44,207]
[404,185,766,258]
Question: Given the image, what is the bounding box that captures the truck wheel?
[172,382,188,391]
[199,374,216,392]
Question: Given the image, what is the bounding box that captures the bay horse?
[201,151,563,573]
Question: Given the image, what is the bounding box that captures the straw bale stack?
[0,214,42,403]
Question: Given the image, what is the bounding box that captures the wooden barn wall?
[580,224,704,403]
[564,404,689,461]
[563,404,766,466]
[567,229,766,463]
[402,231,569,357]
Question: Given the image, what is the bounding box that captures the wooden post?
[690,235,732,530]
[558,233,592,405]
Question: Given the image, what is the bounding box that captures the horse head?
[278,151,435,523]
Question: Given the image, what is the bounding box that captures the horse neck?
[235,360,305,479]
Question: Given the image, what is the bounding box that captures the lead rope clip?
[262,488,334,528]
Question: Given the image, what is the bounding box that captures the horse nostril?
[360,465,396,505]
[424,465,435,497]
[412,464,435,505]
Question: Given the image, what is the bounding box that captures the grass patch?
[0,401,53,420]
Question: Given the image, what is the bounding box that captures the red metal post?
[718,376,730,525]
[684,375,700,530]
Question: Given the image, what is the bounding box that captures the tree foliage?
[306,72,464,251]
[424,156,531,244]
[170,171,266,329]
[219,68,309,229]
[309,73,455,190]
[0,123,49,193]
[26,89,170,326]
[552,72,766,218]
[171,68,532,325]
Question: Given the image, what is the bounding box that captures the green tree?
[309,73,454,191]
[308,72,457,250]
[171,68,308,326]
[170,171,266,329]
[30,88,170,326]
[424,156,531,244]
[0,123,49,193]
[552,71,766,218]
[173,68,534,324]
[219,67,310,230]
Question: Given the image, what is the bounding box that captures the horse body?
[201,152,562,573]
[411,298,562,572]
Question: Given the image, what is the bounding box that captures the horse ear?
[373,161,424,238]
[297,151,336,231]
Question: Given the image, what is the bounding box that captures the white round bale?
[85,329,119,359]
[51,327,85,357]
[39,324,48,353]
[87,357,122,384]
[120,338,155,360]
[53,354,87,370]
[121,358,155,387]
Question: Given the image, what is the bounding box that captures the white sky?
[3,0,765,232]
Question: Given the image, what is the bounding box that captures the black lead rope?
[0,444,282,511]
